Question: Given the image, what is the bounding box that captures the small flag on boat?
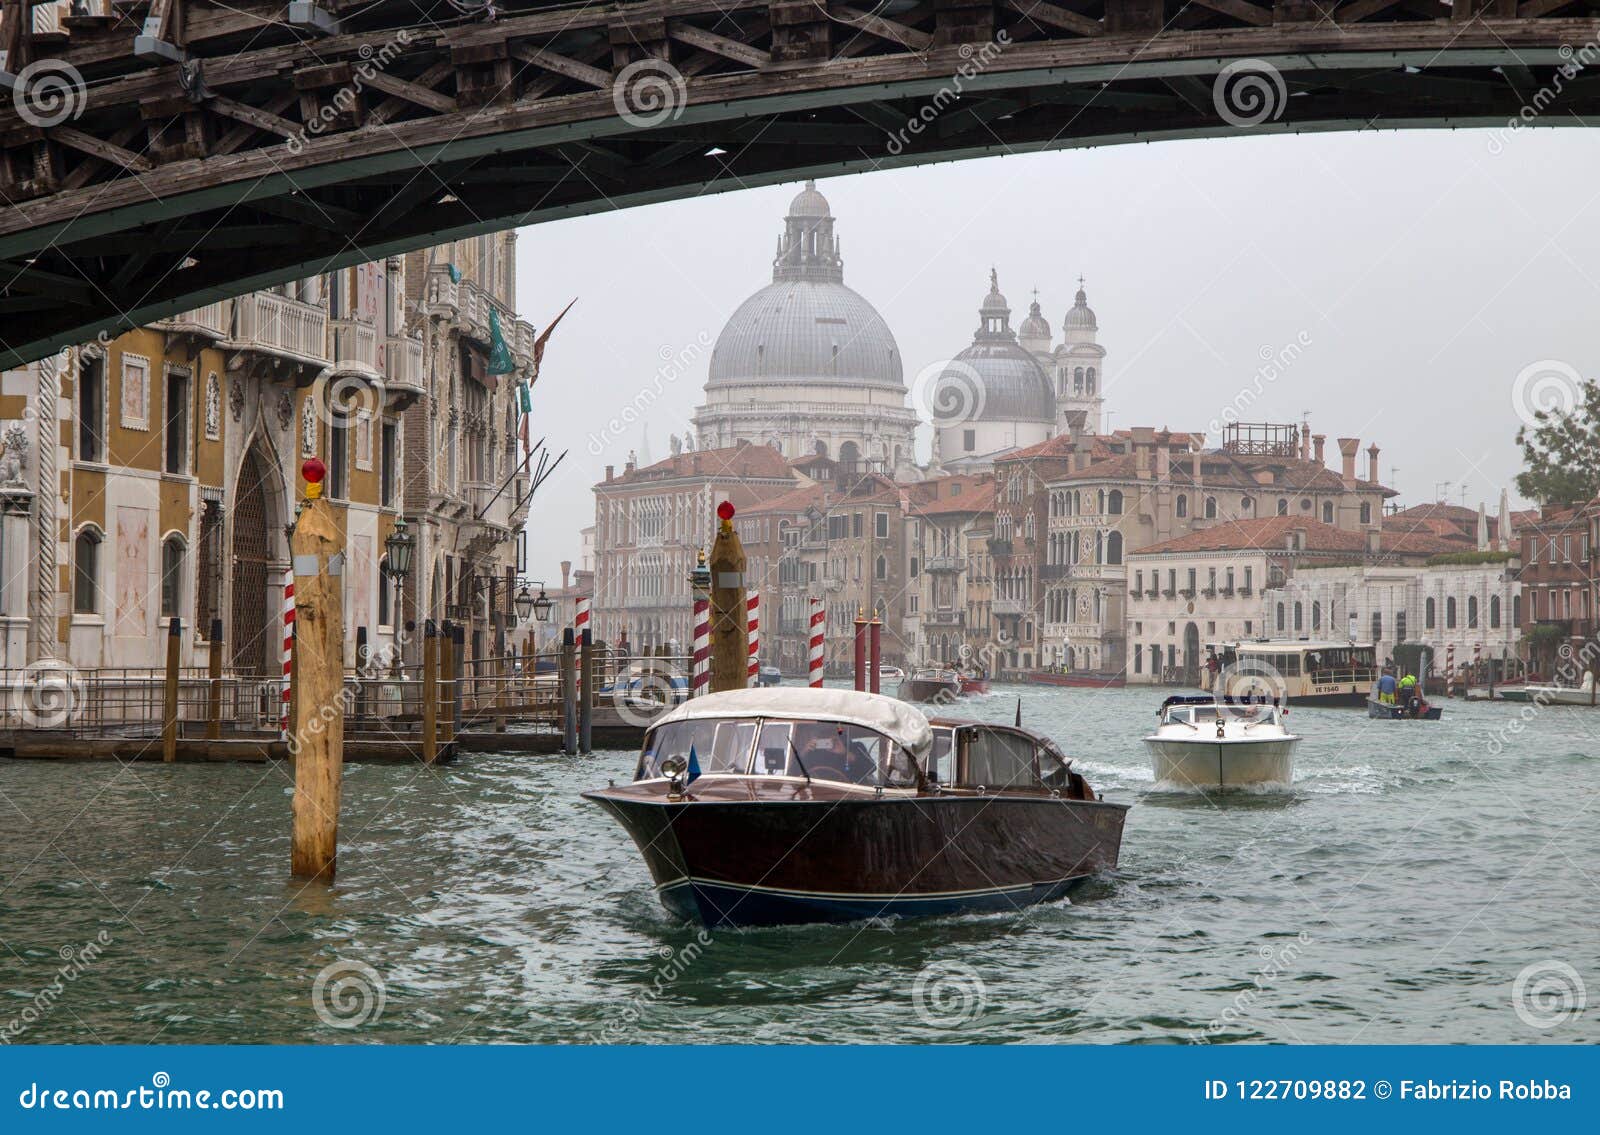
[487,307,516,375]
[685,744,702,785]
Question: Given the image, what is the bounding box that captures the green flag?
[487,307,516,375]
[446,263,461,284]
[517,381,533,415]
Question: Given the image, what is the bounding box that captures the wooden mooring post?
[162,617,182,763]
[709,500,747,694]
[422,620,439,766]
[439,621,456,750]
[289,458,345,883]
[579,627,594,754]
[206,618,223,740]
[561,627,577,754]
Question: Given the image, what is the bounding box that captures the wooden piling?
[422,620,438,766]
[355,626,368,720]
[579,627,594,754]
[162,617,182,763]
[206,617,223,740]
[452,623,465,739]
[709,500,748,694]
[869,616,881,695]
[440,621,456,746]
[561,626,577,754]
[288,469,346,884]
[853,609,867,692]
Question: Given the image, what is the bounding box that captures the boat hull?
[1027,671,1125,689]
[584,781,1127,927]
[958,676,990,695]
[1520,685,1599,706]
[1144,737,1298,789]
[1367,697,1442,720]
[898,677,961,703]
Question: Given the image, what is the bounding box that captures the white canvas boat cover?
[653,687,933,756]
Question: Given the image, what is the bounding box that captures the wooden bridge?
[3,0,1598,365]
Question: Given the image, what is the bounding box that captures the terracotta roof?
[742,483,827,515]
[1045,447,1392,495]
[912,477,996,517]
[1134,517,1367,556]
[604,443,793,486]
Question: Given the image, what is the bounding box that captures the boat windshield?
[638,717,919,787]
[1164,703,1281,726]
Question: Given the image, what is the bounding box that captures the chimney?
[1366,529,1381,556]
[560,560,571,590]
[1337,438,1360,484]
[1300,423,1311,460]
[605,464,614,482]
[1366,443,1380,484]
[1132,427,1154,479]
[1155,442,1171,484]
[1313,434,1326,465]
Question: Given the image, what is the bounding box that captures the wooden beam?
[59,123,143,191]
[1336,0,1405,19]
[1001,0,1102,38]
[667,19,772,67]
[1186,0,1274,25]
[828,5,934,52]
[0,260,95,302]
[1162,75,1214,115]
[362,68,458,115]
[509,43,612,89]
[369,61,453,124]
[1516,0,1573,15]
[208,93,301,139]
[49,127,154,172]
[213,93,297,155]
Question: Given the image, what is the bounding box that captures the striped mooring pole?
[808,597,824,688]
[692,596,710,697]
[574,595,590,699]
[280,581,295,739]
[746,590,760,687]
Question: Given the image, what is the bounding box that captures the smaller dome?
[788,180,831,218]
[1019,297,1051,342]
[980,267,1008,316]
[1065,281,1097,332]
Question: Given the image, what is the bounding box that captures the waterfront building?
[1518,502,1598,674]
[0,237,537,695]
[906,473,996,666]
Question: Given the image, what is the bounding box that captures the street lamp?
[383,516,415,677]
[515,581,552,624]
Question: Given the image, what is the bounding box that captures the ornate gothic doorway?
[230,447,281,675]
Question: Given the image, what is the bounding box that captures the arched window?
[1467,596,1479,629]
[1106,531,1123,565]
[875,555,887,581]
[1490,595,1501,628]
[1371,611,1382,641]
[1396,611,1407,642]
[1446,597,1457,629]
[1277,498,1288,516]
[1086,367,1096,393]
[1276,602,1285,632]
[1074,366,1084,391]
[1175,495,1187,519]
[1322,501,1334,524]
[1294,602,1303,631]
[1312,600,1321,630]
[1097,489,1105,515]
[1107,490,1123,515]
[74,528,102,614]
[160,535,185,620]
[1360,502,1372,524]
[1095,531,1104,564]
[1425,597,1436,629]
[1204,496,1216,519]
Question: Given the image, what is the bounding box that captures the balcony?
[328,318,379,371]
[383,333,426,407]
[227,292,328,371]
[925,555,964,573]
[1040,563,1072,581]
[993,597,1026,616]
[155,301,230,340]
[925,608,965,629]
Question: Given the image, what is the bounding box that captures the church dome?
[1065,282,1098,332]
[707,181,904,389]
[933,270,1054,423]
[1018,296,1052,343]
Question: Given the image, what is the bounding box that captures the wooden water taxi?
[898,667,961,703]
[583,687,1128,927]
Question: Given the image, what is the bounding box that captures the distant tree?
[1515,377,1600,505]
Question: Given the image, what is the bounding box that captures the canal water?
[1,685,1595,1044]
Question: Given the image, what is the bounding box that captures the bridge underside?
[1,1,1597,366]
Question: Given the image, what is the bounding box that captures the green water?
[1,686,1595,1044]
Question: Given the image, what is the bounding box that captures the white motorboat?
[1519,672,1597,706]
[1143,695,1300,790]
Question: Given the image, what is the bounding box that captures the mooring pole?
[439,621,456,749]
[206,617,223,741]
[869,615,881,695]
[452,623,466,739]
[422,620,438,766]
[853,608,867,692]
[355,626,368,721]
[561,626,578,753]
[289,457,345,883]
[162,617,182,763]
[579,627,594,754]
[709,500,747,694]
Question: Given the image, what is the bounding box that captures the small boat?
[1144,695,1300,790]
[877,664,907,684]
[1027,670,1125,689]
[758,665,782,688]
[600,662,688,706]
[582,687,1128,926]
[1519,673,1598,705]
[1367,694,1442,720]
[898,667,961,703]
[958,671,990,695]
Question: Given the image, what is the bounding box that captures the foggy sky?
[512,127,1600,584]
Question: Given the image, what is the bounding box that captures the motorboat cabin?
[1144,695,1300,790]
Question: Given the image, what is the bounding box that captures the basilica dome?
[934,271,1055,423]
[707,182,904,390]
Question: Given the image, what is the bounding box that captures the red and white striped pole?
[746,590,760,687]
[808,597,824,688]
[692,596,711,697]
[280,581,295,739]
[1445,642,1456,697]
[574,596,590,699]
